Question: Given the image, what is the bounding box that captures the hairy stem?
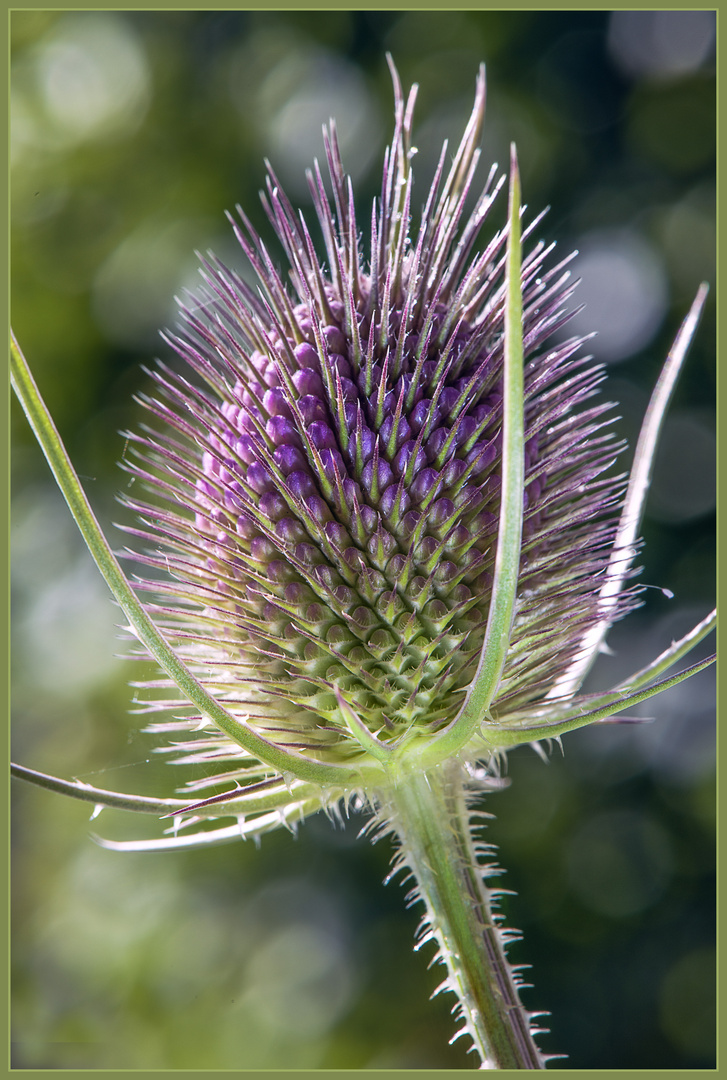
[377,761,547,1069]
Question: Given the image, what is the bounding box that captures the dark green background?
[11,10,715,1070]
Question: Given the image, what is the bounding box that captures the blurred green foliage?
[11,10,715,1069]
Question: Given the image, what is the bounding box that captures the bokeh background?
[11,9,716,1070]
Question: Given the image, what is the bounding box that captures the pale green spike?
[545,282,710,700]
[502,607,716,729]
[614,607,716,693]
[92,803,319,853]
[166,780,326,819]
[487,652,715,750]
[11,763,188,815]
[404,143,525,770]
[94,823,251,852]
[11,762,327,822]
[92,812,298,851]
[334,687,394,763]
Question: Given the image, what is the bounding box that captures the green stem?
[379,761,546,1069]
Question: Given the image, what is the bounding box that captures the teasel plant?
[11,57,715,1069]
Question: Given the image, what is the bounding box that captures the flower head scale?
[110,58,644,835]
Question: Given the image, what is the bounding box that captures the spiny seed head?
[122,61,636,801]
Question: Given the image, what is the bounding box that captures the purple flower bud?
[268,559,295,583]
[319,448,345,484]
[305,494,331,524]
[367,528,398,563]
[411,467,441,503]
[424,428,452,463]
[337,376,358,402]
[465,440,497,475]
[309,421,337,451]
[275,517,307,545]
[379,483,411,519]
[438,386,462,417]
[325,521,352,549]
[361,458,395,498]
[262,388,292,419]
[410,398,440,433]
[443,458,468,489]
[266,416,300,448]
[380,413,412,450]
[274,445,307,476]
[251,536,277,563]
[285,582,314,610]
[234,433,258,464]
[416,535,439,562]
[242,381,263,409]
[292,367,323,397]
[394,441,427,479]
[247,462,274,494]
[235,512,257,539]
[286,470,316,500]
[293,342,319,370]
[298,395,328,424]
[323,324,346,355]
[429,498,456,529]
[263,363,281,388]
[223,481,244,514]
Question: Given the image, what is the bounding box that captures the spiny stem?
[378,761,547,1069]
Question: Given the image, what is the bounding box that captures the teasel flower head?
[73,56,706,852]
